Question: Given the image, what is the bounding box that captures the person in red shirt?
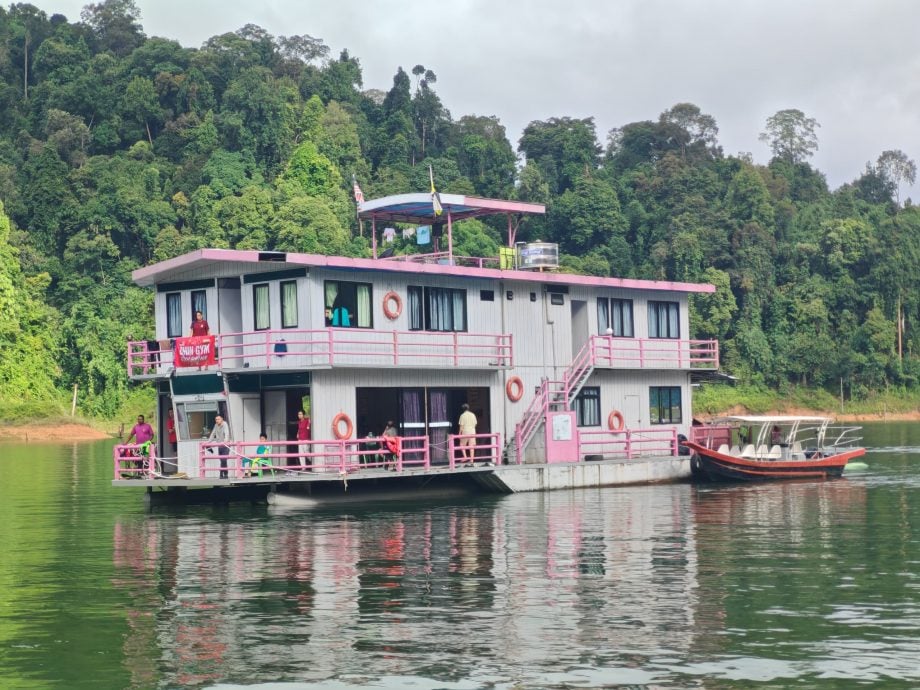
[189,310,210,337]
[296,410,311,470]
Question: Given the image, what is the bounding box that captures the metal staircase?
[509,338,596,464]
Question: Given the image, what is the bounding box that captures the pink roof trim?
[133,248,715,293]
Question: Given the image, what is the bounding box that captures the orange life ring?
[332,412,353,440]
[506,376,524,402]
[383,291,402,320]
[607,410,625,431]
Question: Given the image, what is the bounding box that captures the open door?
[571,299,589,359]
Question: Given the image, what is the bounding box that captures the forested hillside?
[1,1,919,419]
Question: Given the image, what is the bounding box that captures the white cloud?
[33,0,920,198]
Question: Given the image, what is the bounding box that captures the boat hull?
[684,441,865,482]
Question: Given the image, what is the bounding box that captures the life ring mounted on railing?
[506,376,524,402]
[607,409,625,431]
[332,412,353,440]
[383,291,402,320]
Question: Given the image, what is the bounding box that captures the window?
[407,286,467,332]
[324,281,372,328]
[649,386,682,424]
[480,290,494,302]
[253,284,270,330]
[572,387,601,427]
[166,293,182,338]
[550,293,565,306]
[280,281,298,328]
[648,301,679,339]
[598,298,634,337]
[191,290,208,320]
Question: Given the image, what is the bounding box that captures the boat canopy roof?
[358,193,544,224]
[721,415,831,424]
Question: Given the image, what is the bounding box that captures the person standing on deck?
[164,408,178,473]
[189,310,210,336]
[208,414,231,479]
[296,410,311,470]
[125,414,154,446]
[382,420,398,468]
[458,404,478,464]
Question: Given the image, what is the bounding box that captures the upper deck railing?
[591,335,718,370]
[127,328,514,378]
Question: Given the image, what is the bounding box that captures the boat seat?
[791,441,805,459]
[729,445,741,457]
[756,444,769,458]
[768,444,782,459]
[740,444,755,457]
[717,444,729,455]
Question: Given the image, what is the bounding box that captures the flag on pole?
[429,165,442,216]
[352,174,364,205]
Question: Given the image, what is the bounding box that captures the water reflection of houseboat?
[111,487,700,684]
[114,192,718,503]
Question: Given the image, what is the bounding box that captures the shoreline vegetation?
[2,386,917,443]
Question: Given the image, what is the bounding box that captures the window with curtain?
[408,286,467,331]
[323,280,372,328]
[572,386,601,427]
[649,386,682,424]
[166,293,182,338]
[280,281,298,328]
[191,290,207,320]
[253,284,270,330]
[648,301,679,339]
[408,286,423,330]
[597,298,634,336]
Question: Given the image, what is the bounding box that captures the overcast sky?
[32,0,920,199]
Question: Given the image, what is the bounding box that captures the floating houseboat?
[114,193,718,504]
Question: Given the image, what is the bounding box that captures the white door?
[242,397,261,442]
[264,391,287,441]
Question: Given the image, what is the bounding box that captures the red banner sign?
[174,335,216,367]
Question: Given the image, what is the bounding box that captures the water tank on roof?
[518,242,559,270]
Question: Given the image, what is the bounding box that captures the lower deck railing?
[576,428,681,461]
[113,427,686,481]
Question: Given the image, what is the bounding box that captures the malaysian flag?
[429,165,442,216]
[352,174,364,204]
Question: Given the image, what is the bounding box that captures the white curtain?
[254,284,270,330]
[281,282,298,328]
[166,293,182,338]
[597,299,609,334]
[408,287,423,330]
[356,284,371,327]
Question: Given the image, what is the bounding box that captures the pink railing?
[127,329,513,377]
[591,336,719,370]
[196,436,431,479]
[379,251,501,269]
[690,424,733,450]
[446,433,502,468]
[113,443,158,479]
[578,427,680,460]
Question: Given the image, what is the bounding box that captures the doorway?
[571,299,589,358]
[356,387,491,464]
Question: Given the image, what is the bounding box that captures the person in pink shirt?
[296,410,311,470]
[126,414,154,445]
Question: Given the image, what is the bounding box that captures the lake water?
[0,422,918,689]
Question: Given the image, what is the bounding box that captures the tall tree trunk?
[23,31,29,101]
[145,121,153,145]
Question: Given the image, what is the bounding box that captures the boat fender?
[383,291,402,320]
[607,410,625,431]
[506,376,524,402]
[332,412,353,440]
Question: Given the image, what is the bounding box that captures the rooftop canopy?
[358,193,544,225]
